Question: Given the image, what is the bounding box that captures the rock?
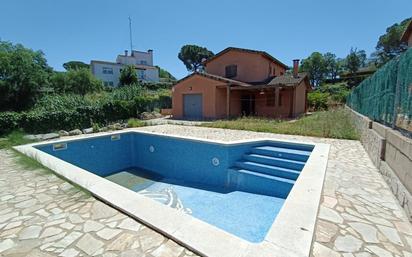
[68,129,82,136]
[348,222,379,243]
[106,233,136,251]
[377,225,403,246]
[53,231,82,248]
[40,227,63,238]
[91,201,117,220]
[117,218,141,232]
[96,228,121,240]
[23,135,41,141]
[0,239,16,253]
[319,206,344,224]
[58,130,69,137]
[153,112,163,118]
[139,228,165,251]
[334,235,362,252]
[82,128,93,134]
[19,225,42,240]
[108,123,122,130]
[366,245,393,257]
[41,133,60,140]
[140,112,156,120]
[98,127,108,132]
[83,220,104,232]
[312,242,340,257]
[151,240,184,257]
[58,248,79,257]
[76,234,104,255]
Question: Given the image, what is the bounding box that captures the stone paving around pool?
[1,124,412,257]
[0,149,198,257]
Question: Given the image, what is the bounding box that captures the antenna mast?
[128,17,133,53]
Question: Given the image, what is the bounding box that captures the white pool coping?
[14,128,330,257]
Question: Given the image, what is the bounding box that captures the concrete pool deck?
[1,124,412,257]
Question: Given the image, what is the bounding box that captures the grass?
[202,108,359,140]
[127,118,147,128]
[0,130,35,149]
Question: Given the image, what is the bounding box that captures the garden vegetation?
[0,40,172,135]
[203,108,359,140]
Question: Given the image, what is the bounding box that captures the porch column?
[226,84,231,118]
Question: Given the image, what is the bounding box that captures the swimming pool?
[16,129,330,257]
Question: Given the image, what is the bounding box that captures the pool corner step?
[235,161,300,180]
[251,146,311,162]
[243,153,305,170]
[228,168,294,198]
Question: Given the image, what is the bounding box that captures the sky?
[1,0,411,79]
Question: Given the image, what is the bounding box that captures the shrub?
[0,84,172,135]
[0,112,22,134]
[127,118,146,128]
[308,91,329,110]
[319,83,350,103]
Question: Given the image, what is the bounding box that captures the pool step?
[235,161,300,180]
[251,146,311,162]
[243,153,305,171]
[228,168,294,198]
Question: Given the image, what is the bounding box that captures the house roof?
[203,47,289,69]
[175,72,252,87]
[267,72,309,86]
[176,72,310,90]
[401,20,412,42]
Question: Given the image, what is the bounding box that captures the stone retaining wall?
[348,107,412,220]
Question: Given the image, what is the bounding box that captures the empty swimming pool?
[16,130,330,256]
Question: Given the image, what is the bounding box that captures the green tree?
[0,41,52,111]
[372,17,411,66]
[49,68,102,95]
[323,52,343,81]
[63,61,90,71]
[119,65,138,86]
[178,45,214,72]
[300,52,327,87]
[155,66,176,80]
[49,72,68,93]
[345,48,366,74]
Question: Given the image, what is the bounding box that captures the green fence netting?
[347,48,412,134]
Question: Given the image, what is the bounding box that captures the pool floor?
[105,169,285,242]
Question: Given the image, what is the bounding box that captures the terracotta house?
[172,47,311,120]
[401,20,412,47]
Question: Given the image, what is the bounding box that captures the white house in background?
[90,49,160,86]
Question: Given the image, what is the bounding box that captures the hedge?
[0,94,171,134]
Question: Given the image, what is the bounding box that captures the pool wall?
[37,132,314,194]
[16,129,329,257]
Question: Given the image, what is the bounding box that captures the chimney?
[293,59,299,78]
[124,50,128,56]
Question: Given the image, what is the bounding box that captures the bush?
[0,112,22,134]
[319,83,350,103]
[0,86,173,134]
[308,91,329,110]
